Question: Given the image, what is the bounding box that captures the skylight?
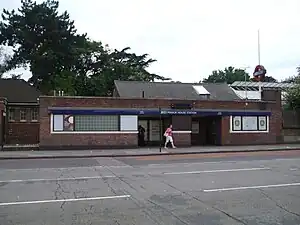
[192,85,210,95]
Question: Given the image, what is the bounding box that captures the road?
[0,150,300,225]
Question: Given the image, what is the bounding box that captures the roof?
[114,80,241,101]
[230,81,296,91]
[0,79,41,103]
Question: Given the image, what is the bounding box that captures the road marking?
[0,165,132,172]
[0,195,131,206]
[203,183,300,192]
[163,167,270,175]
[0,176,116,184]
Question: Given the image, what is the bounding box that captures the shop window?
[52,114,120,132]
[231,116,268,133]
[20,109,27,122]
[53,115,74,132]
[8,108,15,121]
[75,115,119,131]
[31,108,39,121]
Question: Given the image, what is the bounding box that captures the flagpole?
[258,29,261,65]
[258,29,262,98]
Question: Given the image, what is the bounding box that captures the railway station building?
[38,80,283,149]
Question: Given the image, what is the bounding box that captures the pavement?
[0,150,300,224]
[1,143,300,160]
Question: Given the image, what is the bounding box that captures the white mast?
[258,29,262,97]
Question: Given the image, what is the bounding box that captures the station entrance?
[138,115,171,147]
[191,115,222,146]
[137,113,222,147]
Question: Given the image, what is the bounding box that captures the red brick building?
[39,81,283,150]
[0,79,40,147]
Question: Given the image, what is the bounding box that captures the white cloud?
[1,0,300,82]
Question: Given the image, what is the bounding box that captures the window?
[53,115,74,131]
[8,108,15,121]
[52,114,120,132]
[20,109,27,121]
[31,108,38,121]
[231,115,268,133]
[75,115,119,131]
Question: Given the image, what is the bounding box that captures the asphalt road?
[0,151,300,225]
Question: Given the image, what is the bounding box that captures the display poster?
[258,116,267,131]
[53,115,63,131]
[149,120,160,141]
[232,116,242,131]
[242,116,258,131]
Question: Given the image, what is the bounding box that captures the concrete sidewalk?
[0,144,300,160]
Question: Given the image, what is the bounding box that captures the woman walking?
[164,124,176,149]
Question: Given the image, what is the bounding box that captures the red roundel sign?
[253,65,267,81]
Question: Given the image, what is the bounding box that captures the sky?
[1,0,300,82]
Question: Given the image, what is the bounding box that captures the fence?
[282,110,300,143]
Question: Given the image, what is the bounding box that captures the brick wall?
[5,105,40,145]
[6,123,39,144]
[173,133,191,146]
[40,133,137,150]
[39,95,282,149]
[0,98,5,146]
[221,109,282,145]
[282,110,300,143]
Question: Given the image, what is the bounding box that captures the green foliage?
[0,0,168,95]
[284,67,300,110]
[203,66,250,84]
[250,75,277,82]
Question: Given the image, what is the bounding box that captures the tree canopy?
[0,0,169,95]
[203,66,277,84]
[202,66,250,84]
[284,67,300,110]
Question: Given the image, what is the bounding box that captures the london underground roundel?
[253,65,267,81]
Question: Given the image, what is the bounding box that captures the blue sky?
[1,0,300,82]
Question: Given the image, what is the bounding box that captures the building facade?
[0,79,40,146]
[39,81,282,149]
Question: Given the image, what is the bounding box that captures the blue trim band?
[49,109,271,116]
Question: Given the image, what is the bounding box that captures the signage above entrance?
[161,110,197,115]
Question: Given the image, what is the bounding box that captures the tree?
[284,67,300,110]
[0,0,168,95]
[0,0,89,93]
[79,44,169,96]
[250,75,277,82]
[203,66,250,84]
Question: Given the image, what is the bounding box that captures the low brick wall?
[39,133,138,150]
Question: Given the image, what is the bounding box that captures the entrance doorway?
[138,115,171,147]
[191,116,221,146]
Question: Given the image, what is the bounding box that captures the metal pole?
[258,29,262,99]
[258,29,261,65]
[159,107,162,152]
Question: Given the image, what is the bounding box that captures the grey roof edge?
[114,80,228,85]
[48,107,271,113]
